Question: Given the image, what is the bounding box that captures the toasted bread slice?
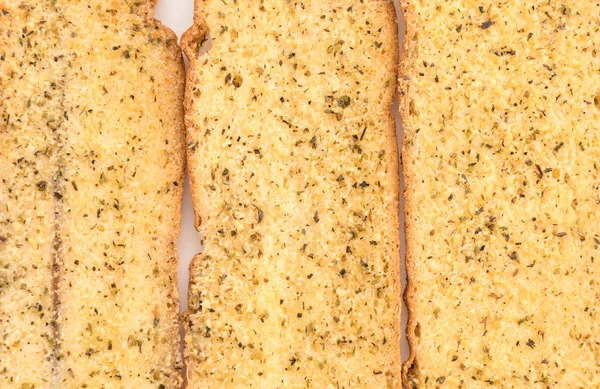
[182,1,401,387]
[0,1,185,387]
[401,1,600,387]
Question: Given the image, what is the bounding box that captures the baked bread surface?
[401,1,600,387]
[183,0,401,387]
[0,1,185,387]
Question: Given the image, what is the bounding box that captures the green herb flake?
[337,95,351,108]
[37,181,48,191]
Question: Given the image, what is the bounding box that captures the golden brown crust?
[182,0,401,387]
[151,4,188,377]
[181,3,220,385]
[398,1,418,387]
[381,2,403,387]
[181,13,209,386]
[181,0,209,238]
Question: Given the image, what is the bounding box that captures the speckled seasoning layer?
[401,1,600,388]
[182,0,401,387]
[0,1,185,387]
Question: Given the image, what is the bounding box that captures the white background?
[153,0,410,369]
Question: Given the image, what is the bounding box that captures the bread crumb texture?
[0,1,185,388]
[183,0,400,388]
[401,1,600,388]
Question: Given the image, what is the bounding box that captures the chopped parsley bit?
[37,181,48,191]
[480,20,494,29]
[338,95,351,108]
[554,141,565,152]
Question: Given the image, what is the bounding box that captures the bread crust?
[180,5,208,385]
[398,1,419,387]
[382,2,403,387]
[182,1,401,387]
[144,1,188,377]
[181,0,209,239]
